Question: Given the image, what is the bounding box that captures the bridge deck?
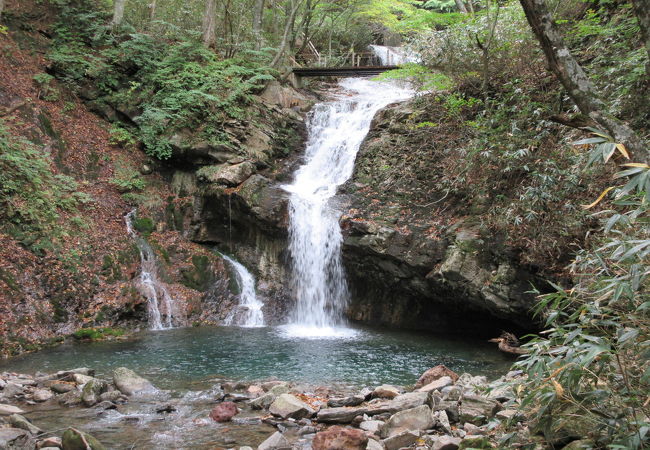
[292,65,399,78]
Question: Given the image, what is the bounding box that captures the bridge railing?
[295,51,385,68]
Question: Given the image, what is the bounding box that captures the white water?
[282,78,414,338]
[222,255,264,327]
[369,44,419,65]
[125,210,178,330]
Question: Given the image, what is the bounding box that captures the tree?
[202,0,218,48]
[0,0,5,20]
[112,0,127,26]
[631,0,650,76]
[253,0,266,49]
[270,0,305,68]
[519,0,648,164]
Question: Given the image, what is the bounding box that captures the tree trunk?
[149,0,157,23]
[253,0,265,50]
[519,0,648,163]
[631,0,650,76]
[270,0,303,68]
[454,0,468,13]
[202,0,218,49]
[112,0,127,26]
[0,0,5,20]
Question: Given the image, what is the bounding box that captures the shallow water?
[1,325,513,389]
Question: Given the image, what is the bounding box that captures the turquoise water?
[1,325,513,388]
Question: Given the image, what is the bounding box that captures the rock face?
[312,426,368,450]
[112,368,154,396]
[209,401,239,422]
[269,394,315,419]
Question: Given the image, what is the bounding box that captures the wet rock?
[51,383,75,394]
[312,426,368,450]
[417,376,453,393]
[360,420,384,434]
[8,414,42,435]
[415,366,459,389]
[198,162,256,186]
[257,431,291,450]
[72,374,94,385]
[55,368,95,379]
[269,394,315,420]
[372,385,400,399]
[112,367,154,396]
[431,435,462,450]
[99,391,127,403]
[61,427,106,450]
[32,389,54,402]
[0,428,30,449]
[0,404,24,415]
[381,430,419,450]
[380,405,434,438]
[58,390,82,407]
[327,395,366,408]
[81,379,107,407]
[317,406,368,423]
[155,404,176,414]
[2,383,24,398]
[459,395,501,425]
[246,385,264,398]
[95,401,117,410]
[209,401,239,422]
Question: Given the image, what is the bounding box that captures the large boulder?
[249,384,289,410]
[197,162,256,187]
[32,389,54,402]
[372,385,400,399]
[0,428,30,449]
[209,401,239,422]
[8,414,42,435]
[415,365,459,389]
[312,426,368,450]
[61,428,106,450]
[112,367,155,396]
[380,405,434,438]
[382,430,420,450]
[81,379,107,407]
[269,394,315,420]
[417,376,454,393]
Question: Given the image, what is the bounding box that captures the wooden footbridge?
[290,48,402,86]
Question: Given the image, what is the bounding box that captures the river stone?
[317,406,368,423]
[269,394,315,420]
[366,438,384,450]
[257,431,291,450]
[415,365,459,389]
[39,437,63,448]
[458,395,501,425]
[360,420,384,434]
[433,410,452,434]
[247,385,264,398]
[81,379,106,407]
[457,374,488,391]
[99,390,127,403]
[32,389,54,402]
[417,376,453,393]
[312,426,368,450]
[112,367,154,396]
[432,435,462,450]
[51,383,76,394]
[381,430,419,450]
[2,382,24,398]
[210,401,239,422]
[8,414,42,435]
[0,404,24,415]
[372,385,400,399]
[250,384,289,409]
[380,405,434,438]
[0,428,29,449]
[58,389,83,407]
[72,374,94,385]
[327,395,366,408]
[61,428,106,450]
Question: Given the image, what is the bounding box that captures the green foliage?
[110,162,146,193]
[132,216,154,235]
[109,125,137,147]
[0,120,90,253]
[72,327,125,341]
[513,195,649,448]
[33,73,60,102]
[375,63,452,91]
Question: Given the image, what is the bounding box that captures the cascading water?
[369,44,419,65]
[125,210,178,330]
[222,255,264,327]
[283,78,414,337]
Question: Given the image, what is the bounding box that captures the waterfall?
[125,210,178,330]
[222,255,264,327]
[369,45,419,65]
[282,78,414,336]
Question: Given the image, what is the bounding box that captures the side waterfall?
[283,78,414,336]
[125,210,178,330]
[222,255,264,327]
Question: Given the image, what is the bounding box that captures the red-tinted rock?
[312,426,368,450]
[415,365,459,389]
[209,401,239,422]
